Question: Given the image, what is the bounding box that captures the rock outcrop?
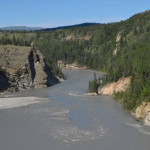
[0,45,59,93]
[98,77,130,96]
[58,61,87,70]
[135,102,150,126]
[113,32,121,56]
[98,76,150,126]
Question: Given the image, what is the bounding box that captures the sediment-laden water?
[0,70,150,150]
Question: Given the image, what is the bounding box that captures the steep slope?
[98,77,130,96]
[41,23,99,31]
[34,10,150,112]
[0,45,59,93]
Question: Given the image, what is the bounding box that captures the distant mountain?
[0,23,99,32]
[41,23,100,31]
[0,26,43,31]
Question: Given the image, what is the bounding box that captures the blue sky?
[0,0,150,28]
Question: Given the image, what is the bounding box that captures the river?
[0,70,150,150]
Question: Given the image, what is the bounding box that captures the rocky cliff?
[98,77,150,126]
[135,102,150,126]
[98,77,130,96]
[0,45,59,93]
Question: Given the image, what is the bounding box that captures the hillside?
[41,23,100,31]
[0,10,150,112]
[34,10,150,111]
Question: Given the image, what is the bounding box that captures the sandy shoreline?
[0,96,48,109]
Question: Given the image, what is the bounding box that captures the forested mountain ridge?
[0,10,150,111]
[0,23,98,32]
[34,10,150,111]
[0,26,42,31]
[41,23,100,31]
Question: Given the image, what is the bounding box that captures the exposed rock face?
[58,61,87,70]
[113,48,118,56]
[135,102,150,126]
[116,32,121,43]
[113,32,121,56]
[98,76,150,126]
[0,45,59,93]
[28,49,48,88]
[98,77,130,96]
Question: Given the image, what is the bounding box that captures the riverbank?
[97,77,150,126]
[0,96,48,109]
[61,63,87,70]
